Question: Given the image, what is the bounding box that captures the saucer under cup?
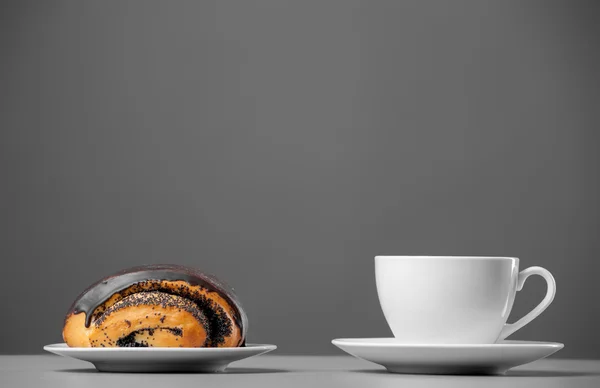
[332,338,564,375]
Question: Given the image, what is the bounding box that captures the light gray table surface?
[1,355,599,388]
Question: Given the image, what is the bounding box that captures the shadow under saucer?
[54,367,289,375]
[349,369,598,378]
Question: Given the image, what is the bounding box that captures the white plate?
[332,338,563,375]
[43,343,277,373]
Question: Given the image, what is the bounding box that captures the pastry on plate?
[63,264,247,348]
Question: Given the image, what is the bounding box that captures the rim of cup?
[375,255,519,260]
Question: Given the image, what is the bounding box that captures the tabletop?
[1,355,599,388]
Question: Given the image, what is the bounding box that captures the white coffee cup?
[375,256,556,344]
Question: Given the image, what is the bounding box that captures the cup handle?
[497,266,556,341]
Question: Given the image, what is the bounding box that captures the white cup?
[375,256,556,344]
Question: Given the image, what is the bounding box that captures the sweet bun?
[62,264,247,348]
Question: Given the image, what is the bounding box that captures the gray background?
[0,0,598,357]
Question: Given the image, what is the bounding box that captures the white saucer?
[332,338,563,375]
[43,343,277,373]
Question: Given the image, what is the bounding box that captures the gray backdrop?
[1,0,598,358]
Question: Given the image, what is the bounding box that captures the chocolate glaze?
[66,264,247,340]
